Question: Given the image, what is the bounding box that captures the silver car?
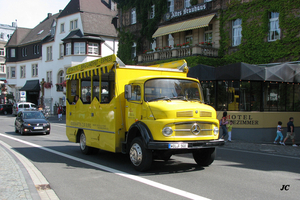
[12,102,38,116]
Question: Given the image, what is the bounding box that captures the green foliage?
[219,0,300,64]
[116,0,167,64]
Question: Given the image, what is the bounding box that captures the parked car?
[0,104,13,115]
[14,110,51,135]
[12,102,38,116]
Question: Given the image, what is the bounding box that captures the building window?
[269,12,280,41]
[167,0,174,12]
[11,67,16,78]
[66,43,71,55]
[150,5,155,19]
[60,23,65,33]
[0,32,4,39]
[32,64,38,77]
[37,45,40,54]
[47,71,52,83]
[0,64,4,73]
[6,67,9,78]
[185,30,193,44]
[0,48,4,56]
[59,44,64,58]
[131,8,136,24]
[88,43,99,55]
[22,48,27,57]
[33,45,37,54]
[47,46,52,61]
[20,65,26,78]
[184,0,191,8]
[204,24,213,43]
[10,49,15,57]
[70,19,78,30]
[232,18,242,46]
[204,0,212,2]
[131,42,136,60]
[74,42,86,55]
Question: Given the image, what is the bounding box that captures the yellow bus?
[65,54,224,171]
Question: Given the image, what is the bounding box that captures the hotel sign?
[164,3,208,21]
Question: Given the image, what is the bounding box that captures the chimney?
[48,13,52,18]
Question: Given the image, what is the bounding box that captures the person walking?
[274,121,284,145]
[227,121,233,142]
[57,104,63,121]
[220,111,228,139]
[283,117,297,147]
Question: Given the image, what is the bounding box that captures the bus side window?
[93,75,100,101]
[81,77,91,104]
[101,81,109,103]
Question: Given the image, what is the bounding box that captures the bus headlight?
[213,127,219,136]
[162,127,173,137]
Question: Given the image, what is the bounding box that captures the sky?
[0,0,70,28]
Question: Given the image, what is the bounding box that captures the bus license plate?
[34,127,43,130]
[168,143,188,149]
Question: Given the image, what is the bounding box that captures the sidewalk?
[0,116,299,200]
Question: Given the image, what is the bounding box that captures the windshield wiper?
[170,96,187,101]
[147,96,171,102]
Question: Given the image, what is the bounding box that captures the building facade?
[0,22,16,103]
[116,0,300,143]
[5,0,119,113]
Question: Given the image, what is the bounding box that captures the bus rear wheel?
[193,148,216,166]
[79,132,97,155]
[129,137,152,171]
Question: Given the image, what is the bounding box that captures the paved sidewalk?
[222,140,300,157]
[0,115,299,200]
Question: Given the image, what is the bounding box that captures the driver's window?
[129,85,141,101]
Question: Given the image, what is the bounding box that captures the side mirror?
[125,85,132,100]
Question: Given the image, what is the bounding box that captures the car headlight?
[23,123,31,126]
[162,127,173,137]
[213,126,219,136]
[43,123,50,126]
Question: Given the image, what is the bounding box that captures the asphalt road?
[0,115,300,200]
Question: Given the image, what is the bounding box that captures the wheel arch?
[124,121,153,154]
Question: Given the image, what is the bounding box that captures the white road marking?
[0,133,210,200]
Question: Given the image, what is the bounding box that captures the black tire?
[193,148,216,166]
[79,131,97,155]
[20,127,25,135]
[129,137,152,171]
[15,125,19,133]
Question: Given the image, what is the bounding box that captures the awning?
[152,14,215,38]
[265,63,300,83]
[20,80,40,91]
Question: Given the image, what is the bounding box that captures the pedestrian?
[57,104,63,121]
[274,121,284,145]
[72,95,79,104]
[220,111,228,139]
[227,121,233,142]
[283,117,297,147]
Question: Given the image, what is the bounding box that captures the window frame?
[88,43,99,55]
[20,65,26,78]
[232,18,242,46]
[268,12,280,42]
[74,42,86,55]
[60,23,65,33]
[46,46,53,61]
[66,43,71,55]
[131,8,136,24]
[11,66,16,78]
[32,64,38,77]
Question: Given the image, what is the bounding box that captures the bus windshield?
[144,79,203,102]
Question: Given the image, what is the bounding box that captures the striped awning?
[66,63,114,80]
[152,14,215,38]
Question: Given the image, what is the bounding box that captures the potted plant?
[44,82,52,89]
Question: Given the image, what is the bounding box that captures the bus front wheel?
[129,137,152,171]
[193,148,216,166]
[79,132,97,155]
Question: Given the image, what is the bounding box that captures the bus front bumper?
[147,139,225,150]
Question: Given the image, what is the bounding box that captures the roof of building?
[59,0,118,38]
[19,13,60,45]
[6,28,31,46]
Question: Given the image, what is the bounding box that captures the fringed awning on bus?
[66,54,118,80]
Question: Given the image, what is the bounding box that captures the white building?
[0,22,16,103]
[5,0,118,113]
